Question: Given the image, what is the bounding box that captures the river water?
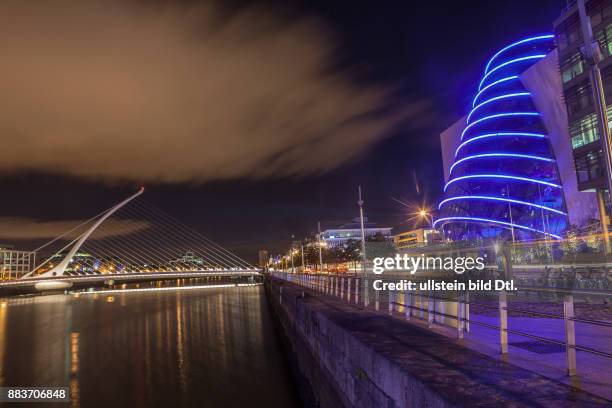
[0,282,301,407]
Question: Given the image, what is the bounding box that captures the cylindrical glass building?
[436,35,569,242]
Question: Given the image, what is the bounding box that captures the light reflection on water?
[0,283,300,408]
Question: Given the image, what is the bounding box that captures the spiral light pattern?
[436,35,568,241]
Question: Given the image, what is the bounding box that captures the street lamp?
[418,209,434,229]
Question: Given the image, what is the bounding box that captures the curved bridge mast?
[31,187,144,278]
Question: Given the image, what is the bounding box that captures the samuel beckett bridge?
[0,188,259,292]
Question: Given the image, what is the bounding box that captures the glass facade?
[555,0,612,191]
[437,35,569,242]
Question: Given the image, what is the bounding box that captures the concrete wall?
[266,278,452,408]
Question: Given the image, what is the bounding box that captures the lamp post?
[317,222,324,274]
[358,186,367,275]
[290,235,295,273]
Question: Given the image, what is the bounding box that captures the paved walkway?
[275,279,612,407]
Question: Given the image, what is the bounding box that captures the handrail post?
[347,278,352,302]
[499,290,508,354]
[465,291,470,332]
[564,294,577,376]
[375,286,380,311]
[405,291,411,320]
[427,291,434,328]
[457,292,465,339]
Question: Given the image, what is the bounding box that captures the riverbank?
[265,275,612,407]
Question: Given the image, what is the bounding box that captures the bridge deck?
[0,270,261,290]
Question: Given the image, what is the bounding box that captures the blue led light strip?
[437,195,567,216]
[467,92,531,124]
[455,132,546,157]
[479,54,546,91]
[461,112,540,140]
[450,153,554,174]
[444,174,561,192]
[433,216,562,239]
[484,35,554,75]
[472,76,519,107]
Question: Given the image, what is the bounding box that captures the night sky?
[0,0,565,261]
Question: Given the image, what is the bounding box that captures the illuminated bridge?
[1,188,259,291]
[436,34,569,241]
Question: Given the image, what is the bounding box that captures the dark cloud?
[0,217,150,240]
[0,1,428,183]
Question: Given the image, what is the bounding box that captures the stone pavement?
[271,278,612,407]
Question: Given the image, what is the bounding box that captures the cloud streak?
[0,1,428,183]
[0,217,150,241]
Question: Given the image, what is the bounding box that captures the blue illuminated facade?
[437,35,569,241]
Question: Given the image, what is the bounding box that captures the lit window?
[570,113,599,149]
[562,53,584,83]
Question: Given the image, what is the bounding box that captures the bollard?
[341,277,345,299]
[364,279,369,307]
[279,286,283,304]
[355,279,359,304]
[564,294,577,376]
[405,291,411,321]
[389,291,393,315]
[499,290,508,354]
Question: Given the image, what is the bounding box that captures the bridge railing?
[270,271,612,378]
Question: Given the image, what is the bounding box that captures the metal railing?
[271,272,612,377]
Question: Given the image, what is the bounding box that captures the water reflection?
[0,283,300,408]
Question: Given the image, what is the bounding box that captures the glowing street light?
[418,209,434,229]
